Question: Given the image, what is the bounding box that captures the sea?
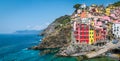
[0,34,118,61]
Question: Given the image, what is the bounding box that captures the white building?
[77,9,82,14]
[81,4,86,9]
[73,21,76,31]
[112,23,120,38]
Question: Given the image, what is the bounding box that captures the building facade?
[80,24,89,44]
[89,29,94,44]
[112,23,120,38]
[94,29,102,42]
[74,24,89,44]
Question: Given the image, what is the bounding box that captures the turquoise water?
[0,34,41,61]
[0,34,117,61]
[0,34,78,61]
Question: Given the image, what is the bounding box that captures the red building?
[101,28,107,40]
[74,24,89,44]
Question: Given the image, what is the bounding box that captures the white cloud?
[32,25,43,30]
[26,22,50,30]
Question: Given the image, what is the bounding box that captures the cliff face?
[38,15,72,49]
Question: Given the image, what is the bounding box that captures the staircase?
[86,41,120,58]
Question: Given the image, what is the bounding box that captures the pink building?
[102,16,111,22]
[94,19,103,27]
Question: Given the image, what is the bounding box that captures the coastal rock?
[28,46,39,50]
[57,43,99,56]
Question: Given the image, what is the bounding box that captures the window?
[103,28,106,30]
[114,27,116,29]
[84,36,86,39]
[117,29,119,31]
[91,40,93,43]
[83,40,86,42]
[76,28,78,30]
[117,26,119,29]
[84,25,87,28]
[84,32,86,34]
[76,40,79,42]
[96,34,99,36]
[80,36,82,38]
[114,30,116,32]
[86,32,88,34]
[80,27,82,30]
[117,27,119,31]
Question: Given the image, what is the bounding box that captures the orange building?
[94,29,102,42]
[80,10,87,18]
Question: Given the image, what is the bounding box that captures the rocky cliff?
[38,15,72,49]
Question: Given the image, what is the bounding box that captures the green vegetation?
[54,15,71,24]
[54,15,71,29]
[73,4,81,9]
[112,1,120,7]
[61,18,71,25]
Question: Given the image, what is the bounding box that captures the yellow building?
[91,20,94,26]
[78,13,81,17]
[105,5,115,16]
[89,27,94,44]
[95,8,99,13]
[105,8,111,16]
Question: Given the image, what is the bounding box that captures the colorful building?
[80,10,87,18]
[72,4,118,44]
[74,24,89,44]
[112,23,120,38]
[94,29,102,42]
[105,7,111,16]
[80,24,89,44]
[101,28,107,40]
[89,26,94,44]
[90,19,94,26]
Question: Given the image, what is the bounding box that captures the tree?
[73,4,81,10]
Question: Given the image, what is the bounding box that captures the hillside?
[37,15,72,49]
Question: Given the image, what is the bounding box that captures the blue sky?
[0,0,119,33]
